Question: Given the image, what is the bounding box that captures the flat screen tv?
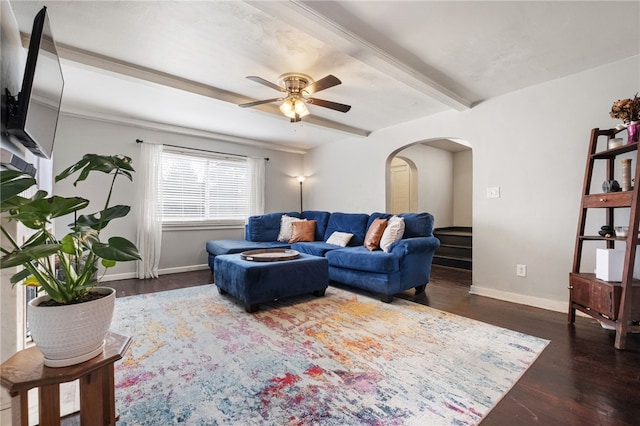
[6,6,64,159]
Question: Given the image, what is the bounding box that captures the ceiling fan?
[239,73,351,122]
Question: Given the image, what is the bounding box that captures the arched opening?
[386,138,472,270]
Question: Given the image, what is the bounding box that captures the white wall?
[52,115,304,279]
[304,55,640,311]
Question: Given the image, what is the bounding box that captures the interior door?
[390,157,412,213]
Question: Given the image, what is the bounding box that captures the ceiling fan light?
[294,99,309,117]
[280,99,294,116]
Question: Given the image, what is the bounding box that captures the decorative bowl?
[615,226,629,237]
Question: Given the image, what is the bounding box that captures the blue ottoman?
[214,253,329,312]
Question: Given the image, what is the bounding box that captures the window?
[160,150,250,226]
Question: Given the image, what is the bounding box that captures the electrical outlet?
[487,186,500,199]
[516,264,527,277]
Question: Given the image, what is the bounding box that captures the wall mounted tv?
[5,6,64,159]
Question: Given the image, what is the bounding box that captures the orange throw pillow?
[289,220,317,243]
[364,217,388,251]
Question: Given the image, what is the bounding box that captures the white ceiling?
[9,1,640,153]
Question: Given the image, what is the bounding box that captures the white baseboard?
[100,264,209,282]
[99,272,137,282]
[469,284,570,314]
[157,264,210,276]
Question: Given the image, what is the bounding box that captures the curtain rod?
[135,139,269,161]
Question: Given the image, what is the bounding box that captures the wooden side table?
[1,332,131,426]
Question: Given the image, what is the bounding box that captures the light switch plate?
[487,186,500,199]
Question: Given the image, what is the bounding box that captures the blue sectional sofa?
[205,211,440,302]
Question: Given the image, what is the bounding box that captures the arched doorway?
[386,138,472,270]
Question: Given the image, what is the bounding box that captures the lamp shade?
[279,99,294,116]
[280,97,309,119]
[294,99,309,117]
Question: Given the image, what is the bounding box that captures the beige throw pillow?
[379,215,405,253]
[289,220,317,243]
[364,218,388,251]
[277,215,305,242]
[326,231,353,247]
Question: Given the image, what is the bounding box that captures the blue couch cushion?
[399,212,435,238]
[301,210,331,241]
[246,212,299,242]
[323,212,370,246]
[291,241,341,257]
[206,239,290,256]
[326,246,400,274]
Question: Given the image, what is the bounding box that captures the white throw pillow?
[326,231,354,247]
[277,215,305,242]
[379,215,405,253]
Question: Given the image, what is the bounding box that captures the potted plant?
[0,154,141,367]
[610,93,640,143]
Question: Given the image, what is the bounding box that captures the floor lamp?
[297,176,306,212]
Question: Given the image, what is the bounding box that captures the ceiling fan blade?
[303,75,341,95]
[239,98,282,108]
[246,76,285,92]
[307,98,351,113]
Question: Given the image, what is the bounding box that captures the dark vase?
[628,121,640,144]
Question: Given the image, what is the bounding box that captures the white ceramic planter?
[28,287,116,367]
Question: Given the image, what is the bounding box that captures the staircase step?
[433,255,472,270]
[434,227,472,270]
[437,244,472,258]
[434,227,472,247]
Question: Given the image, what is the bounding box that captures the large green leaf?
[30,196,89,218]
[73,205,131,230]
[92,236,141,261]
[5,196,89,230]
[0,190,49,213]
[1,194,30,213]
[0,244,61,268]
[56,154,134,186]
[0,170,36,203]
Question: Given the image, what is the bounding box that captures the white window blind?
[160,150,250,223]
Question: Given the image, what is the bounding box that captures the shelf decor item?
[0,154,141,367]
[621,158,632,191]
[602,179,621,193]
[628,121,640,144]
[609,93,640,143]
[609,138,624,149]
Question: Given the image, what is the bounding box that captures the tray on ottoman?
[241,249,299,262]
[214,252,328,312]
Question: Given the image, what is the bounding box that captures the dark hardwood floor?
[108,265,640,425]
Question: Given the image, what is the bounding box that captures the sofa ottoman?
[213,253,329,312]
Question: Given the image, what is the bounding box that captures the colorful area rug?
[111,285,549,425]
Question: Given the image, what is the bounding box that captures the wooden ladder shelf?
[569,127,640,349]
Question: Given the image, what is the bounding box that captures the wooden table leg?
[79,363,116,426]
[11,390,29,426]
[105,363,117,425]
[39,383,60,426]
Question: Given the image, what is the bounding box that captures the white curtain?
[249,157,266,216]
[136,143,163,279]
